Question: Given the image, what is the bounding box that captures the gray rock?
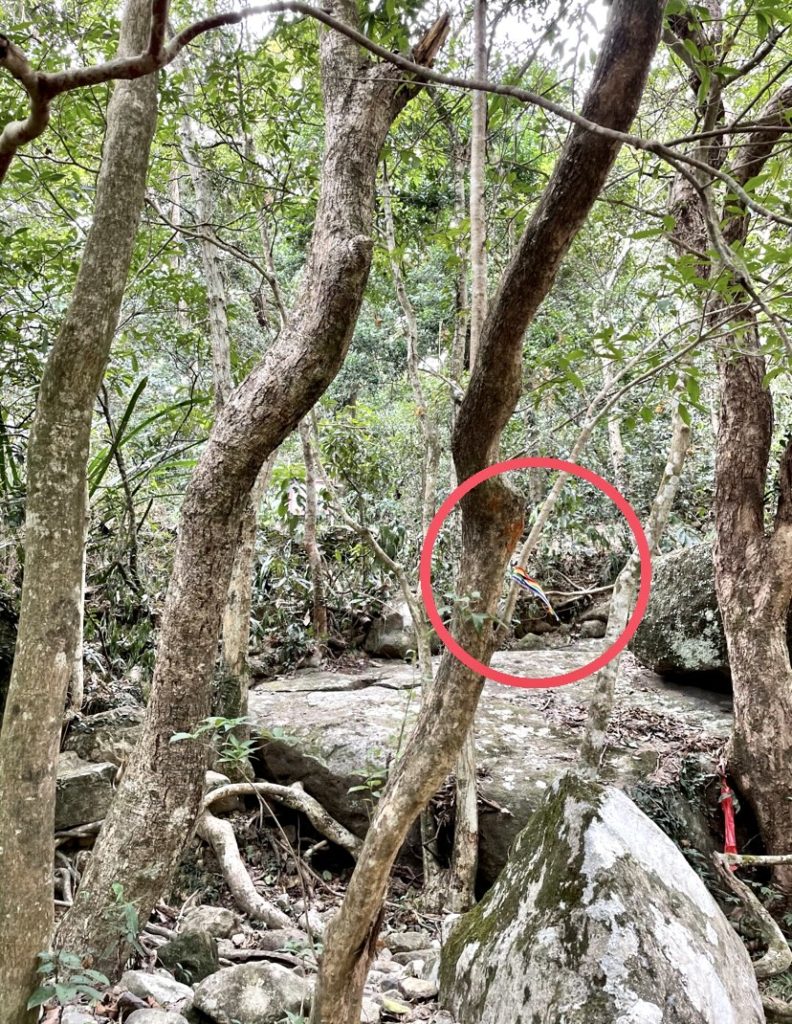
[513,633,544,651]
[157,928,219,983]
[579,618,606,639]
[126,1012,190,1024]
[391,948,436,965]
[60,1009,96,1024]
[63,705,143,765]
[440,773,763,1024]
[384,931,432,954]
[120,969,194,1011]
[252,644,731,886]
[180,905,241,939]
[630,544,729,676]
[364,599,417,659]
[397,976,437,1001]
[55,754,116,829]
[192,962,310,1024]
[254,927,310,952]
[361,997,382,1023]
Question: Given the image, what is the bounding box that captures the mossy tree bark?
[310,3,664,1020]
[56,4,448,975]
[0,1,158,1020]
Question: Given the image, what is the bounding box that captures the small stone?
[180,906,241,939]
[157,928,219,984]
[361,997,382,1023]
[397,976,438,1001]
[514,634,544,651]
[383,930,431,954]
[391,949,436,965]
[120,969,194,1011]
[126,1012,190,1024]
[404,959,425,978]
[60,1009,96,1024]
[231,932,247,947]
[378,993,411,1015]
[371,958,400,973]
[255,928,309,952]
[580,619,606,639]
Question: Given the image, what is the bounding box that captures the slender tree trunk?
[299,420,329,646]
[468,0,488,370]
[219,457,273,716]
[68,481,90,714]
[580,399,690,772]
[57,7,448,974]
[310,5,663,1019]
[0,1,158,1019]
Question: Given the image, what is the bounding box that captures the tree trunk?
[57,6,448,975]
[299,419,329,646]
[0,1,158,1019]
[661,11,792,890]
[580,399,690,772]
[310,4,663,1019]
[714,320,792,894]
[467,0,488,370]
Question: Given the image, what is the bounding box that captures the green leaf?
[26,986,54,1009]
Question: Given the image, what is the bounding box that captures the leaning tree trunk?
[57,4,448,975]
[0,1,158,1020]
[310,4,664,1020]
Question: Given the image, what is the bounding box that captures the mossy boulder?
[439,773,763,1024]
[157,928,219,984]
[630,544,728,676]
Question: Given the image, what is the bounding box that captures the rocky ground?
[52,635,736,1024]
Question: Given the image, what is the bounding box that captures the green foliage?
[27,950,108,1010]
[170,715,257,770]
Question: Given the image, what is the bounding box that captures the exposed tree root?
[714,853,792,979]
[202,780,363,859]
[196,809,292,928]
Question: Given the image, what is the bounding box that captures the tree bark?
[298,419,329,646]
[0,1,158,1020]
[580,398,690,772]
[467,0,488,370]
[310,4,663,1020]
[57,5,448,975]
[661,11,792,891]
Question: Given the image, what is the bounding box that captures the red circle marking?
[419,457,652,688]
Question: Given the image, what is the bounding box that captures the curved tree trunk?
[310,4,664,1019]
[57,5,448,975]
[0,1,158,1020]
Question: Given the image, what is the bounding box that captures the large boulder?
[192,962,310,1024]
[56,753,116,829]
[364,599,417,659]
[439,773,763,1024]
[253,643,732,886]
[630,544,728,676]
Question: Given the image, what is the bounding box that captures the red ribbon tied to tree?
[719,772,738,871]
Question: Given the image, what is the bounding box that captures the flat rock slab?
[252,643,731,884]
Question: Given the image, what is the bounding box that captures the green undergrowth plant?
[27,950,108,1010]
